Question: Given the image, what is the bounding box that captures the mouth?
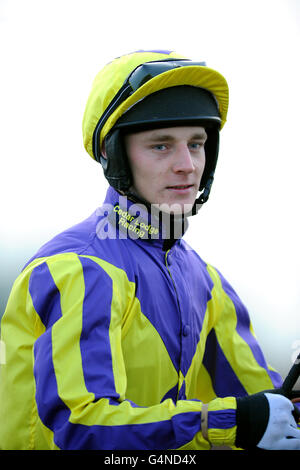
[166,184,195,191]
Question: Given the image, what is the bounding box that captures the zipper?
[164,250,181,312]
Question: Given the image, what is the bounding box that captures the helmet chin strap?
[192,172,214,215]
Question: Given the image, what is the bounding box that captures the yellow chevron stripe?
[47,254,95,413]
[184,268,224,401]
[207,264,274,394]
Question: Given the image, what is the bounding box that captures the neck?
[113,188,189,248]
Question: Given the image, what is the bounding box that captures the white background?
[0,0,299,382]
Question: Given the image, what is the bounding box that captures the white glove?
[257,393,300,450]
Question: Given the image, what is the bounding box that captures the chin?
[156,201,195,216]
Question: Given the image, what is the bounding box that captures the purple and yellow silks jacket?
[0,186,282,450]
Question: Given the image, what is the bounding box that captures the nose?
[172,143,195,174]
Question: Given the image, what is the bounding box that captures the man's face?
[124,126,207,215]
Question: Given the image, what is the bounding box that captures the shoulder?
[177,238,213,274]
[22,208,135,273]
[177,239,239,296]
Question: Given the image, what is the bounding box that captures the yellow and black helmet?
[82,50,229,204]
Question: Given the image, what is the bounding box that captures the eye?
[189,142,204,150]
[153,144,167,151]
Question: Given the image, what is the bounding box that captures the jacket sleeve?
[204,264,282,393]
[30,252,237,450]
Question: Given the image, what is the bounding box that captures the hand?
[235,353,300,450]
[257,393,300,450]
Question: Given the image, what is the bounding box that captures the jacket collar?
[100,186,189,250]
